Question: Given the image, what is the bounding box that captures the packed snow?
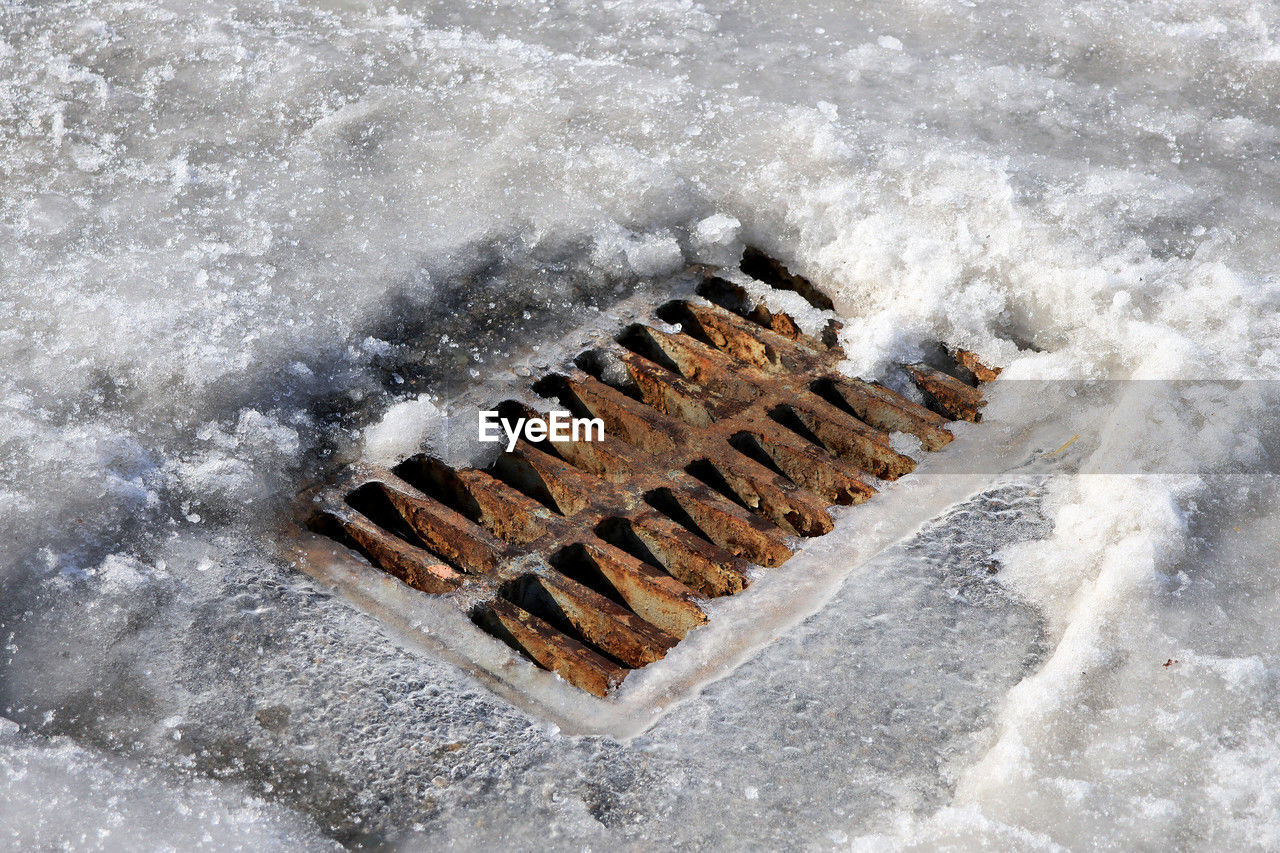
[2,0,1279,848]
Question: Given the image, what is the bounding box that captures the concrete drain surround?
[298,252,997,724]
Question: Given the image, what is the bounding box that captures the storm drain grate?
[305,250,998,697]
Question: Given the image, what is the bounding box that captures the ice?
[360,395,444,466]
[0,720,338,851]
[3,0,1280,847]
[689,212,743,266]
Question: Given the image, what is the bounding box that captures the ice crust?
[3,0,1280,848]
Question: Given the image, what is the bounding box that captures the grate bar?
[905,363,988,422]
[479,599,629,696]
[374,473,507,574]
[698,452,838,537]
[817,376,954,452]
[525,571,678,668]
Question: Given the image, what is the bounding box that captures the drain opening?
[344,483,428,553]
[303,247,998,698]
[392,457,485,526]
[766,405,829,453]
[740,246,836,312]
[489,451,566,516]
[594,517,668,580]
[548,543,631,609]
[684,458,753,513]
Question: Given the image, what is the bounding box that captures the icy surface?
[0,720,339,851]
[3,0,1280,848]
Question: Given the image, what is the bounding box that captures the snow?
[2,0,1280,848]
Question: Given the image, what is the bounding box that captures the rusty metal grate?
[304,251,997,697]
